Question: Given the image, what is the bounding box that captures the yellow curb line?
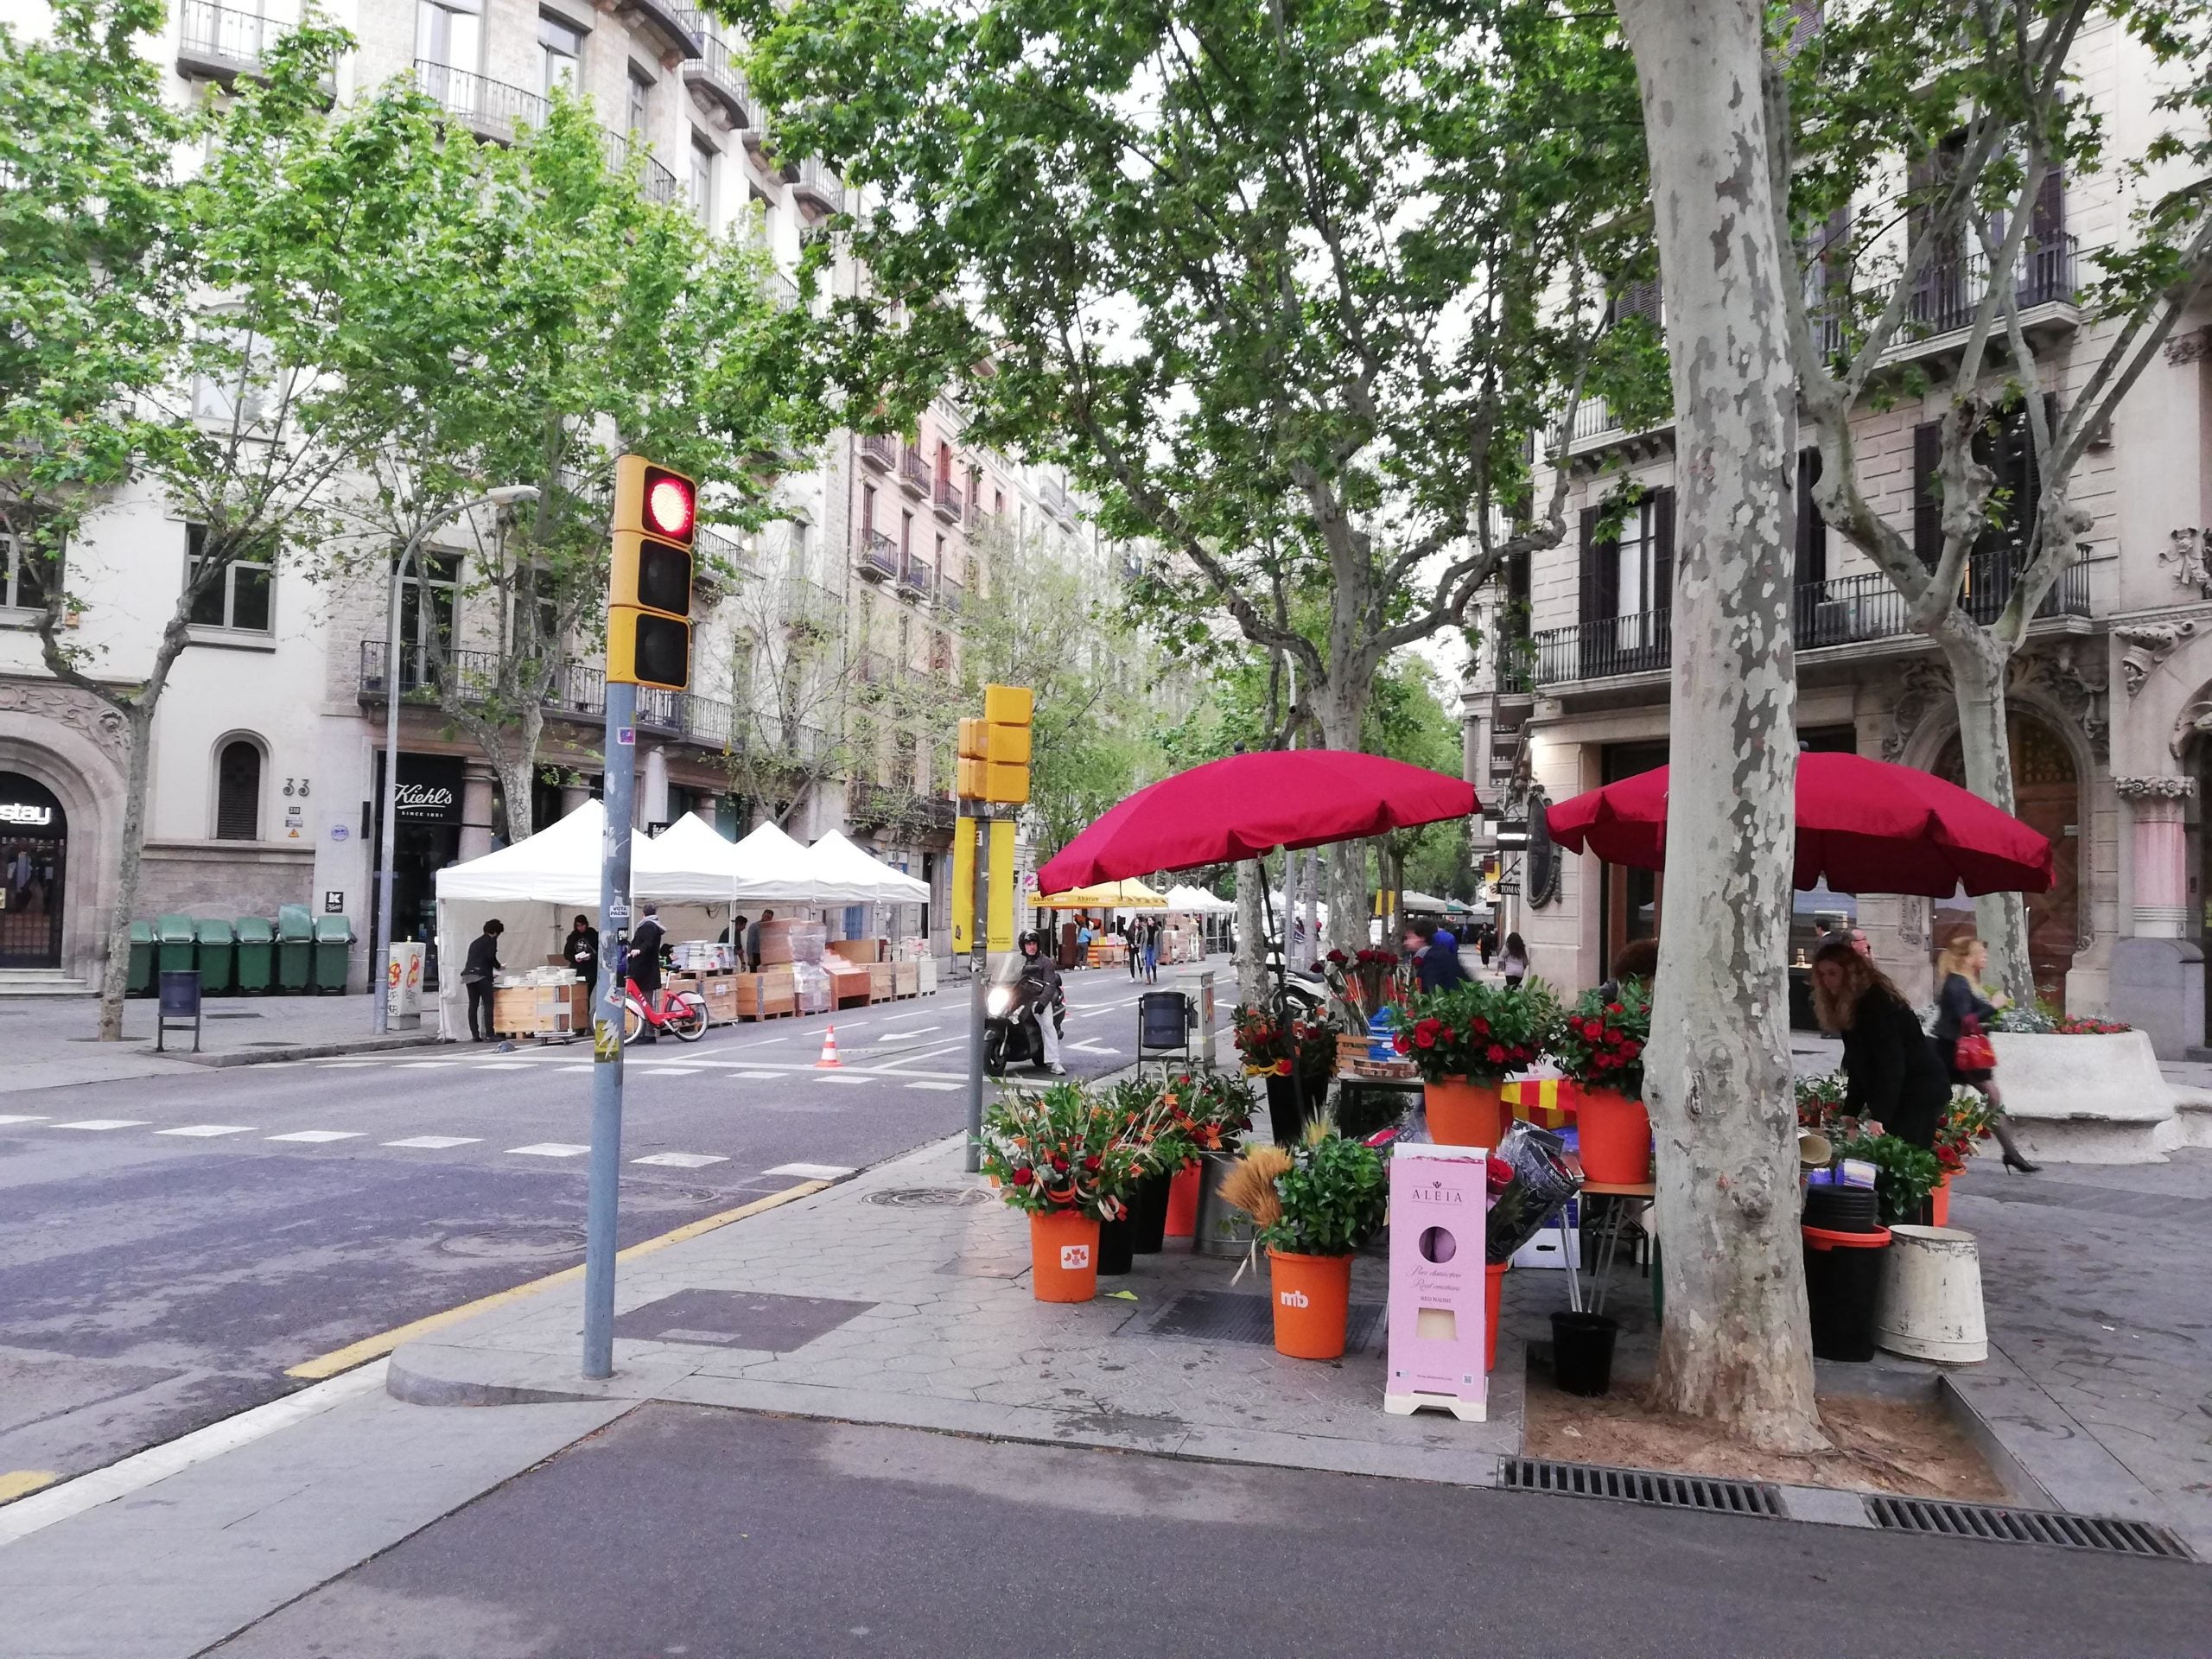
[283,1179,833,1381]
[0,1471,59,1503]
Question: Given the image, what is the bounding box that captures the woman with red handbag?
[1933,934,2039,1174]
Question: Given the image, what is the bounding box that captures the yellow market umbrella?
[1037,878,1169,909]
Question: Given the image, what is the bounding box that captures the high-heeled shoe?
[2002,1151,2041,1174]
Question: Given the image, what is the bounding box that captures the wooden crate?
[828,938,882,966]
[866,962,897,1002]
[674,970,739,1027]
[733,970,798,1020]
[492,983,578,1039]
[826,965,871,1009]
[893,962,919,998]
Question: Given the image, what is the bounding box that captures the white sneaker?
[1048,1064,1067,1076]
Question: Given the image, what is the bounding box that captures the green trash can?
[156,915,196,976]
[312,914,353,993]
[128,920,156,996]
[235,916,276,993]
[195,918,236,995]
[276,904,313,992]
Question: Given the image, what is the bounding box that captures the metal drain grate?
[1869,1497,2194,1560]
[1503,1458,1784,1517]
[862,1186,990,1208]
[1145,1291,1388,1353]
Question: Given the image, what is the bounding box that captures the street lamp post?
[370,485,539,1033]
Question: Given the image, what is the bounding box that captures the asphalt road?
[208,1406,2212,1659]
[0,962,1191,1485]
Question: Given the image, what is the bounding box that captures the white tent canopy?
[804,830,931,905]
[1400,889,1459,914]
[435,798,644,907]
[630,812,755,905]
[722,820,828,904]
[1163,883,1236,915]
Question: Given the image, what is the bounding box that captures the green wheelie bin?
[194,918,236,995]
[276,904,313,992]
[235,916,276,993]
[311,914,353,993]
[128,920,156,996]
[156,915,196,976]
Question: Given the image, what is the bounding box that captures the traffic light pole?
[582,683,636,1379]
[963,807,988,1174]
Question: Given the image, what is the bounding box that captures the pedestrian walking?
[1403,918,1471,992]
[1142,917,1160,982]
[1075,918,1093,966]
[1498,931,1529,990]
[630,904,666,1044]
[562,912,600,1002]
[461,918,504,1042]
[1126,914,1141,981]
[1932,933,2040,1173]
[745,908,773,973]
[1599,935,1658,1003]
[1478,923,1496,968]
[1810,938,1948,1150]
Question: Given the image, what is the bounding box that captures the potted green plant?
[1249,1133,1389,1360]
[1108,1078,1198,1257]
[1389,980,1557,1148]
[977,1083,1154,1300]
[1830,1132,1943,1229]
[1158,1070,1255,1239]
[1929,1089,1996,1226]
[1551,982,1653,1183]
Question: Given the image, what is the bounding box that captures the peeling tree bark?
[1618,0,1826,1452]
[1235,858,1268,1009]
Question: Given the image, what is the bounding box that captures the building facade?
[0,0,1122,989]
[1461,17,2212,1052]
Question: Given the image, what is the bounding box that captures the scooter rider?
[1018,931,1068,1076]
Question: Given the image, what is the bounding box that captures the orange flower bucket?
[1576,1087,1652,1184]
[1423,1077,1508,1149]
[1929,1173,1952,1229]
[1485,1261,1510,1374]
[1268,1248,1354,1360]
[1028,1210,1101,1302]
[1165,1165,1202,1238]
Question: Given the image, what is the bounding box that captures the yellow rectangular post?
[950,815,979,952]
[987,818,1018,951]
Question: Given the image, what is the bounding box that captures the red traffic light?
[647,474,695,540]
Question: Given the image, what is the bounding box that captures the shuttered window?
[214,741,262,841]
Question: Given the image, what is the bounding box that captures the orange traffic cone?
[815,1025,843,1068]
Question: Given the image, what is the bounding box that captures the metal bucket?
[1192,1151,1259,1258]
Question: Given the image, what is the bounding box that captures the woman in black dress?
[1810,939,1948,1150]
[1931,934,2039,1173]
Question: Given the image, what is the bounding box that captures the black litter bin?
[276,903,313,992]
[312,914,353,993]
[235,917,275,992]
[194,918,235,995]
[128,920,156,996]
[1802,1224,1892,1362]
[156,914,195,976]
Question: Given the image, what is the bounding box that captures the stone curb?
[157,1032,445,1067]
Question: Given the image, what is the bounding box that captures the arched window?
[214,740,263,841]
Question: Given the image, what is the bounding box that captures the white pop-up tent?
[724,820,823,904]
[1163,883,1237,915]
[804,830,931,906]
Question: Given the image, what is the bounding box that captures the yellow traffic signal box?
[607,454,696,690]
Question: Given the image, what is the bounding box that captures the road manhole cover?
[862,1186,990,1208]
[435,1226,588,1262]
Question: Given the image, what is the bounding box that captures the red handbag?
[1953,1014,1997,1072]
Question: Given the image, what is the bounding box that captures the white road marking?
[632,1152,728,1168]
[880,1024,942,1038]
[267,1130,365,1143]
[0,1361,390,1547]
[385,1135,481,1149]
[398,1061,461,1070]
[1067,1040,1118,1054]
[505,1142,590,1157]
[0,1115,50,1125]
[906,1081,960,1092]
[473,1062,534,1071]
[813,1073,869,1085]
[764,1161,854,1179]
[734,1070,785,1080]
[156,1124,257,1138]
[316,1060,380,1069]
[52,1120,150,1131]
[1077,1007,1116,1019]
[636,1065,702,1076]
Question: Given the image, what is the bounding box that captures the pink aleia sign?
[1383,1144,1489,1422]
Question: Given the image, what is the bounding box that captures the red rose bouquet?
[1388,981,1559,1086]
[1552,981,1652,1100]
[1232,1002,1337,1080]
[1310,947,1408,1029]
[978,1081,1163,1218]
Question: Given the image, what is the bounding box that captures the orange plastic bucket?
[1576,1087,1652,1183]
[1929,1173,1952,1228]
[1029,1209,1101,1302]
[1485,1261,1510,1373]
[1268,1248,1353,1359]
[1165,1164,1202,1238]
[1423,1077,1507,1148]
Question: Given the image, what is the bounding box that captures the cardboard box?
[825,964,871,1008]
[756,919,826,966]
[829,938,882,966]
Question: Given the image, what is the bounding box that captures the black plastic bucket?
[1802,1224,1892,1361]
[1264,1074,1307,1146]
[1551,1311,1620,1396]
[1127,1171,1173,1254]
[1802,1182,1880,1234]
[1097,1214,1135,1275]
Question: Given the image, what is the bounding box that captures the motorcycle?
[982,957,1064,1077]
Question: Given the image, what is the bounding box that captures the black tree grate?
[1868,1496,2194,1560]
[1503,1457,1784,1516]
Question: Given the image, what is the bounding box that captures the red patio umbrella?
[1545,752,2052,897]
[1037,750,1478,892]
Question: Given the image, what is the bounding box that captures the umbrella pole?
[1262,870,1307,1142]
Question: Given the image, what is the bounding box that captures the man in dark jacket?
[461,919,505,1041]
[562,914,600,1002]
[1403,918,1471,993]
[628,905,666,1043]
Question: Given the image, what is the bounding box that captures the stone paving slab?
[391,1134,1524,1484]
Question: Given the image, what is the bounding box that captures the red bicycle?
[620,976,709,1043]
